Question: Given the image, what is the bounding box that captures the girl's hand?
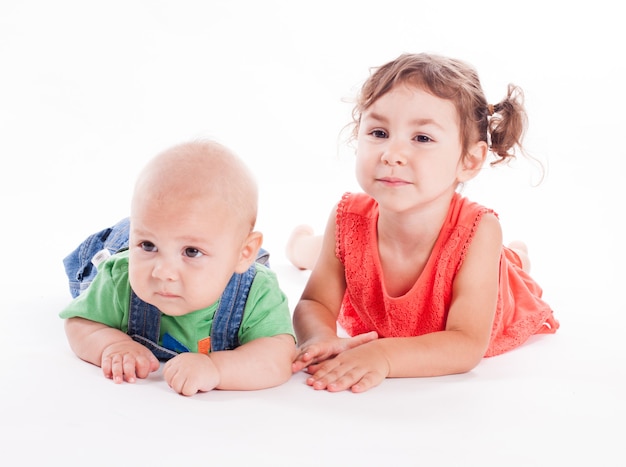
[162,353,220,396]
[304,340,390,393]
[101,341,160,384]
[292,331,378,373]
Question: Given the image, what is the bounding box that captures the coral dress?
[336,192,559,357]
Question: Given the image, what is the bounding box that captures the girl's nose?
[380,140,408,166]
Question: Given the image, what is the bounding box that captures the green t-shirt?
[59,250,295,353]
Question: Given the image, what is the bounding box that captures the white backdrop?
[1,1,624,465]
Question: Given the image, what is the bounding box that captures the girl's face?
[355,84,482,214]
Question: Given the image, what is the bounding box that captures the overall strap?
[210,264,257,352]
[127,290,180,361]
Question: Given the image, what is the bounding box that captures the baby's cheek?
[128,262,150,298]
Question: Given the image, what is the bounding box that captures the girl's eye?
[415,135,432,143]
[184,247,203,258]
[140,241,157,252]
[370,129,388,138]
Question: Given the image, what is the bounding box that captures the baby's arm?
[162,334,295,395]
[64,317,160,383]
[304,213,503,393]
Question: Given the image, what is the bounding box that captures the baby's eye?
[415,135,432,143]
[184,247,203,258]
[370,129,388,138]
[140,241,157,252]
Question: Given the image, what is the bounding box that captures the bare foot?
[507,240,530,272]
[285,225,317,270]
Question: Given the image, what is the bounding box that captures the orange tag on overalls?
[198,337,211,355]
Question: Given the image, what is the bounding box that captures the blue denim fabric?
[208,264,257,352]
[127,290,181,360]
[63,217,270,358]
[63,217,131,298]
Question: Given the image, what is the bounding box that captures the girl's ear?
[457,140,488,183]
[234,231,263,273]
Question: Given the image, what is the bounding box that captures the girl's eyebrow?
[366,110,444,130]
[409,118,446,131]
[363,111,389,124]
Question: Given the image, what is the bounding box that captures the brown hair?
[351,53,528,166]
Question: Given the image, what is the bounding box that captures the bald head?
[132,140,258,230]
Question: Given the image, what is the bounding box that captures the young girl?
[288,53,559,393]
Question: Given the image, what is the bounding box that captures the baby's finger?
[134,354,159,379]
[101,355,113,380]
[105,354,127,384]
[121,355,138,383]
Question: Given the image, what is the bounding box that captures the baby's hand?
[292,331,378,373]
[101,341,160,384]
[305,340,390,393]
[162,353,220,396]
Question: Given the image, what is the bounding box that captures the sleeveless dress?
[335,192,559,357]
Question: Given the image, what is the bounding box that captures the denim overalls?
[63,217,269,358]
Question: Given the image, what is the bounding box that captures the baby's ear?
[234,231,263,273]
[458,141,488,182]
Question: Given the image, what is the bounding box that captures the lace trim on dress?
[335,192,351,263]
[456,208,494,274]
